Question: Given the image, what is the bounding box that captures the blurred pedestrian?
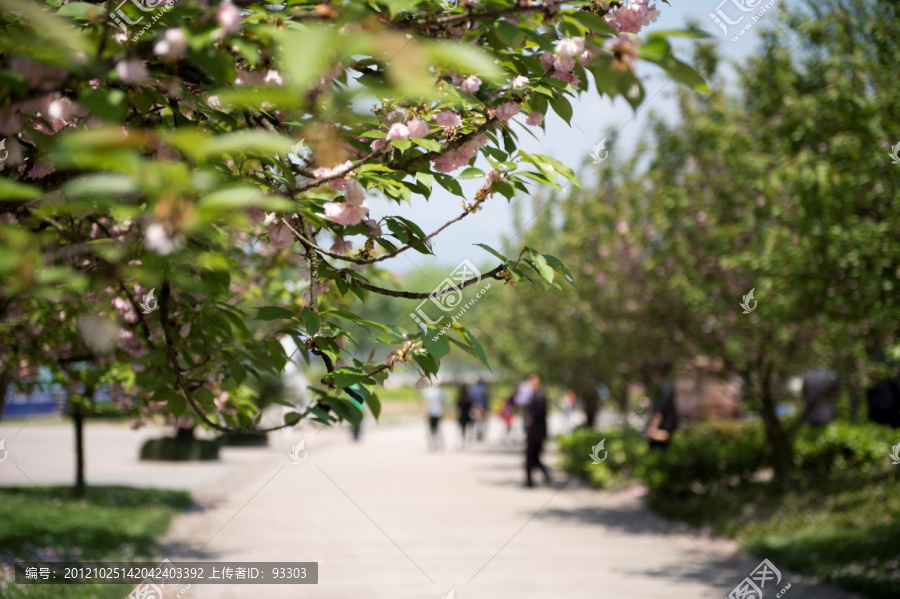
[470,379,490,441]
[499,393,516,443]
[457,383,473,448]
[423,384,446,451]
[524,374,551,487]
[562,389,577,432]
[646,361,678,451]
[802,368,839,426]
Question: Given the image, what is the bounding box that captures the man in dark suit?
[524,374,551,487]
[646,361,678,451]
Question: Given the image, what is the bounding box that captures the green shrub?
[139,436,220,461]
[794,421,897,476]
[645,420,770,496]
[557,428,647,489]
[218,432,270,446]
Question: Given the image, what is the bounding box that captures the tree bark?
[757,385,793,490]
[580,387,600,429]
[0,369,10,422]
[73,400,86,498]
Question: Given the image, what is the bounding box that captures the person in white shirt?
[423,385,446,451]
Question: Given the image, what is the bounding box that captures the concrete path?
[0,416,862,599]
[160,418,860,599]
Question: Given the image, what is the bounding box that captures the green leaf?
[0,179,43,200]
[200,186,293,213]
[433,173,465,197]
[474,243,508,262]
[549,94,574,124]
[454,325,490,368]
[413,138,442,152]
[421,326,451,361]
[458,167,486,179]
[284,411,302,426]
[530,249,555,284]
[331,368,374,388]
[301,307,320,335]
[256,306,297,321]
[366,392,382,419]
[169,393,186,417]
[79,88,127,122]
[542,254,576,286]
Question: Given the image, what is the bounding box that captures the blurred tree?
[480,0,900,487]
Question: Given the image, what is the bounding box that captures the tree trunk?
[581,387,600,429]
[176,426,196,443]
[847,384,860,423]
[73,400,86,498]
[615,388,630,430]
[0,369,10,422]
[757,387,793,489]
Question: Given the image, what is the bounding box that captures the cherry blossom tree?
[0,0,706,436]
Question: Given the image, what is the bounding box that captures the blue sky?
[369,1,785,278]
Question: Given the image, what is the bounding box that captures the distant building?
[674,356,743,420]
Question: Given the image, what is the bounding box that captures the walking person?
[523,374,551,487]
[423,384,446,451]
[469,379,490,441]
[646,361,678,451]
[499,394,516,443]
[456,383,473,448]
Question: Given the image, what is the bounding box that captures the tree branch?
[355,264,507,299]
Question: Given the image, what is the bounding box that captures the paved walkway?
[0,417,861,599]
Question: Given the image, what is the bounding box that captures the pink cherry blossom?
[485,168,505,185]
[264,70,284,86]
[217,1,242,33]
[330,237,353,254]
[386,122,410,141]
[604,0,660,34]
[526,111,544,127]
[460,75,481,92]
[556,37,584,59]
[604,35,641,74]
[344,178,366,205]
[406,118,429,138]
[115,59,148,83]
[365,219,383,237]
[511,75,529,88]
[435,110,462,128]
[153,28,187,59]
[370,138,387,151]
[495,102,520,122]
[267,221,294,249]
[323,201,369,225]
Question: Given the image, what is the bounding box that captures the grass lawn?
[649,469,900,598]
[0,485,192,599]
